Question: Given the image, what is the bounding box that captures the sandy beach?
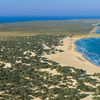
[44,36,100,74]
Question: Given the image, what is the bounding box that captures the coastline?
[44,35,100,74]
[89,26,98,34]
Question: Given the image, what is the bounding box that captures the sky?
[0,0,100,16]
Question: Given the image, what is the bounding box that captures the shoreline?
[44,35,100,74]
[89,26,98,34]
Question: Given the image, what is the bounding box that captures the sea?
[0,16,100,66]
[76,37,100,66]
[96,24,100,34]
[76,22,100,66]
[0,16,100,23]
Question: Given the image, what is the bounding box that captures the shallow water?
[96,24,100,34]
[76,38,100,66]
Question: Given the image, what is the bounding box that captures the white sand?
[23,51,36,57]
[0,61,12,68]
[40,68,61,75]
[81,94,93,100]
[44,36,100,74]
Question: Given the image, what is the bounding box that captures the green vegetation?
[0,35,100,100]
[0,20,96,36]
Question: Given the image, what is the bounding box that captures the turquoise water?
[76,38,100,66]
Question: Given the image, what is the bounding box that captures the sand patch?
[44,36,100,74]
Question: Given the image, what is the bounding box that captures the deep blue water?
[76,38,100,66]
[0,16,100,23]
